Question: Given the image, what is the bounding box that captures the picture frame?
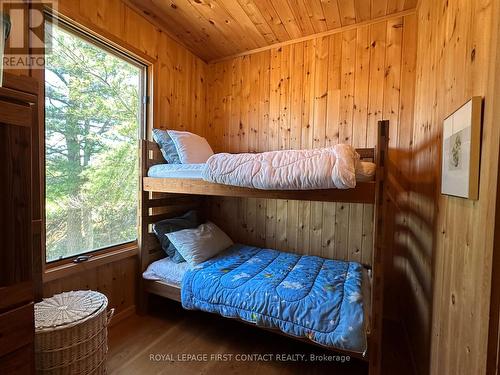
[441,96,482,200]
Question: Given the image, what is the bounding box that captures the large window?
[45,21,146,262]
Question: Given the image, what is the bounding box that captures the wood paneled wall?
[40,0,208,314]
[44,257,137,317]
[204,15,417,268]
[396,0,500,374]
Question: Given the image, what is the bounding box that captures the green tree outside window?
[45,23,142,262]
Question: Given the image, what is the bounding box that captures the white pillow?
[166,221,233,266]
[167,130,214,164]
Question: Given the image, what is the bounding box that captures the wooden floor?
[107,298,413,375]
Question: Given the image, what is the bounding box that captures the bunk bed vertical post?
[138,139,150,314]
[369,120,389,375]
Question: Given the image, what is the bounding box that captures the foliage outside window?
[45,23,143,262]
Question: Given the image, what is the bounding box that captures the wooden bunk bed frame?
[143,150,377,204]
[138,120,389,375]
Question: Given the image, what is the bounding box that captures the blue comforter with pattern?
[181,244,367,353]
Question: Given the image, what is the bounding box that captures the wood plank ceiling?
[125,0,418,61]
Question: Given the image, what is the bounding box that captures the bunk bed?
[138,120,389,374]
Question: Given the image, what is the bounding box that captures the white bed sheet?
[142,257,190,286]
[147,163,205,179]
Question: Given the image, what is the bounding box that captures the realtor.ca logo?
[1,0,57,70]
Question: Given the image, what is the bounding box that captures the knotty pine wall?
[44,257,137,318]
[395,0,500,374]
[43,0,208,317]
[203,15,417,274]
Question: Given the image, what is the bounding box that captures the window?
[44,21,146,263]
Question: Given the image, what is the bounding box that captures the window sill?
[43,243,138,283]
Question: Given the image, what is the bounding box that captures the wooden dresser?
[0,73,40,374]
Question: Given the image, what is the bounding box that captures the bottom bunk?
[142,243,372,360]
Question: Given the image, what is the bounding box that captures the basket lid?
[35,290,107,330]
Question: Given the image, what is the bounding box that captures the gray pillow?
[152,210,201,263]
[152,128,181,164]
[167,243,186,263]
[166,222,234,266]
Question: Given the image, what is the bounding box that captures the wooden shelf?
[143,177,376,203]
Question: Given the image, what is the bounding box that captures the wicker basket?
[34,291,114,375]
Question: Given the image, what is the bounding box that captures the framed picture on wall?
[441,96,482,200]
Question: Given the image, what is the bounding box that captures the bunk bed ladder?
[138,140,204,313]
[138,139,150,314]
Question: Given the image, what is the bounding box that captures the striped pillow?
[152,128,181,164]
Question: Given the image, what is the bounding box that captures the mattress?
[142,257,190,286]
[147,163,205,179]
[181,244,368,353]
[147,161,375,184]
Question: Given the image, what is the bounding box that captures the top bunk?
[142,120,388,204]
